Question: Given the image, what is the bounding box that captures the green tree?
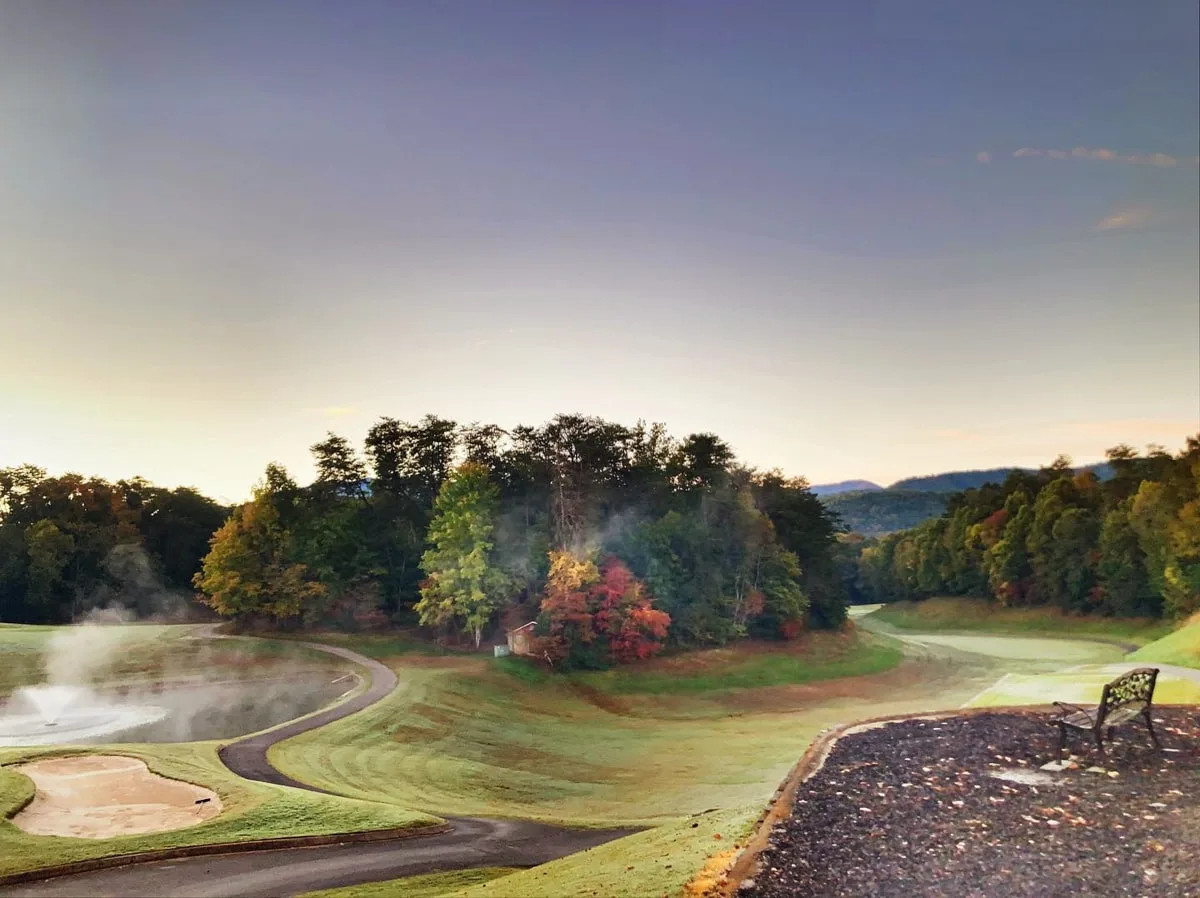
[416,463,512,647]
[24,520,74,617]
[1096,500,1158,617]
[310,433,369,503]
[1129,480,1175,598]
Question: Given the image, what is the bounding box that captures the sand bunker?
[12,754,221,839]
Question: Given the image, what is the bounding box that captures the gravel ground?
[743,709,1199,898]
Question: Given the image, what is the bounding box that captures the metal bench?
[1052,666,1161,755]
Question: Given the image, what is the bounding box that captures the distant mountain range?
[812,462,1113,496]
[888,462,1113,493]
[813,462,1114,535]
[809,479,883,496]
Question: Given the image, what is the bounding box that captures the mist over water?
[43,604,138,689]
[0,550,356,746]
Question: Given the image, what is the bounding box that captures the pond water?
[0,675,354,746]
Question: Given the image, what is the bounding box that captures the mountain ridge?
[814,462,1115,535]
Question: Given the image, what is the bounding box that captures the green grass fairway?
[0,742,440,878]
[458,807,757,898]
[1130,614,1200,669]
[270,630,452,659]
[267,629,934,826]
[572,633,902,695]
[874,598,1171,646]
[964,666,1200,708]
[301,868,520,898]
[887,632,1124,665]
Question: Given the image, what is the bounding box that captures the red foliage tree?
[539,553,670,666]
[592,557,671,664]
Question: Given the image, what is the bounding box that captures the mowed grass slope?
[299,807,759,898]
[451,806,758,898]
[1130,613,1200,669]
[0,742,440,878]
[873,597,1171,646]
[269,629,905,826]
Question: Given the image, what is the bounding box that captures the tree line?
[179,414,848,666]
[0,466,229,623]
[855,438,1200,620]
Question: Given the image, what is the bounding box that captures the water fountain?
[2,598,348,747]
[0,684,168,748]
[1,607,171,747]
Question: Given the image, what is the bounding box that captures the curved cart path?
[217,640,400,790]
[0,817,631,898]
[3,637,636,898]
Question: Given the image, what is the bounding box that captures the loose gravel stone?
[743,710,1199,898]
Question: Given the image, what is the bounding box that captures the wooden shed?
[506,621,538,657]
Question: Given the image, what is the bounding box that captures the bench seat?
[1052,668,1160,755]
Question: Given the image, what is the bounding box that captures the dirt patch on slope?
[12,755,221,839]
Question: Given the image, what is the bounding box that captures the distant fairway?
[871,597,1171,646]
[885,632,1123,664]
[1131,613,1200,669]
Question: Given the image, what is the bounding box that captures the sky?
[1,1,1198,503]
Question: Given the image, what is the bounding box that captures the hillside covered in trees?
[890,463,1114,493]
[820,489,950,536]
[2,415,849,667]
[821,464,1118,536]
[856,440,1200,620]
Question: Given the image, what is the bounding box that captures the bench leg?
[1094,727,1105,753]
[1057,722,1068,758]
[1144,710,1161,749]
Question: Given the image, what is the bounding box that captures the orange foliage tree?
[593,556,672,663]
[539,551,670,667]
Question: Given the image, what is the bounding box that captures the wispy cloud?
[975,151,992,164]
[1096,206,1152,231]
[1010,146,1199,168]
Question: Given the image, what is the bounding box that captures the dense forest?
[820,490,949,537]
[6,427,1195,665]
[856,439,1200,620]
[2,415,848,667]
[0,468,229,622]
[822,464,1119,537]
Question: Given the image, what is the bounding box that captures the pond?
[0,675,355,746]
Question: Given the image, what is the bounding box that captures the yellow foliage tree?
[193,488,326,624]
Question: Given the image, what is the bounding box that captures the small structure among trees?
[506,621,537,656]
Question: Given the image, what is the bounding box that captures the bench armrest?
[1052,701,1087,714]
[1052,701,1098,725]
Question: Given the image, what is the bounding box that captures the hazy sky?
[2,1,1198,502]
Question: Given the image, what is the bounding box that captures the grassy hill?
[1130,613,1200,669]
[871,597,1172,645]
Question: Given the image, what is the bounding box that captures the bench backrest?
[1098,667,1159,725]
